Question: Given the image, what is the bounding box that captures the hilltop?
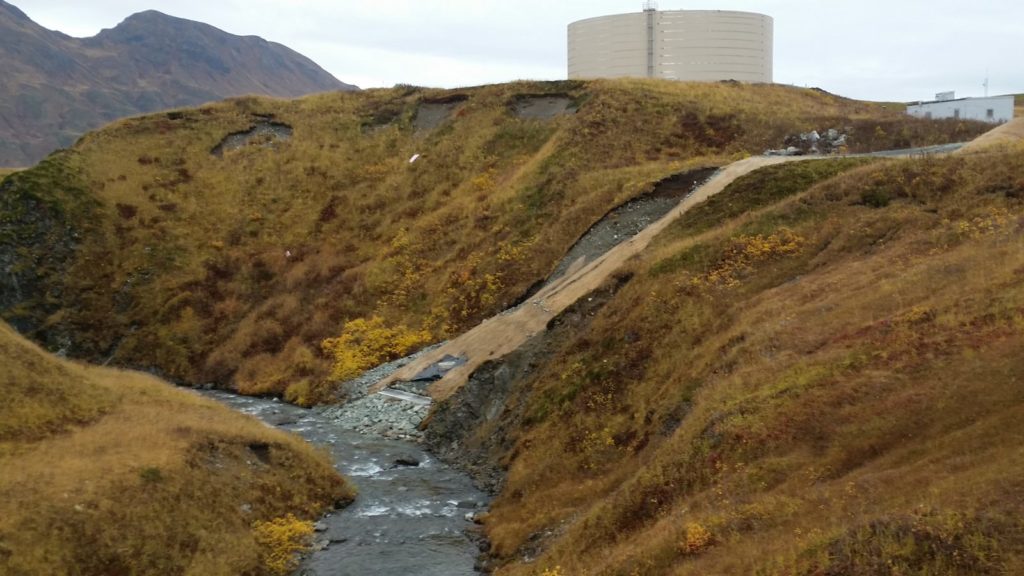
[0,0,354,167]
[0,79,988,406]
[0,320,354,574]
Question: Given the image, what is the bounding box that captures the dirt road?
[374,155,814,400]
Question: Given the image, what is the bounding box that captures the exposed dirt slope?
[380,155,823,399]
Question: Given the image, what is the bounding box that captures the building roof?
[910,94,1015,106]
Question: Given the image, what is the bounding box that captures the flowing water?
[203,391,488,576]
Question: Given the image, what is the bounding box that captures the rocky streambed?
[203,389,488,576]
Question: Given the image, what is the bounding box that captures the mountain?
[0,0,355,167]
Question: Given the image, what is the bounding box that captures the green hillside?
[0,79,988,404]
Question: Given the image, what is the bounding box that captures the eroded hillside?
[0,320,354,575]
[0,80,988,405]
[429,143,1024,574]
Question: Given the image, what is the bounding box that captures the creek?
[203,391,488,576]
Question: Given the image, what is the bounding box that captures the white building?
[907,93,1014,124]
[568,7,773,83]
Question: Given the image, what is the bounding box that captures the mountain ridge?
[0,1,356,167]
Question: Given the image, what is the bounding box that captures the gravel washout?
[546,167,719,283]
[315,343,444,441]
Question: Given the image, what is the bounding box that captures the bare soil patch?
[511,95,575,120]
[211,119,292,156]
[414,95,468,133]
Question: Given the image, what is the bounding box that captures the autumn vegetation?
[0,321,354,575]
[0,79,989,405]
[1,75,1020,575]
[474,143,1024,574]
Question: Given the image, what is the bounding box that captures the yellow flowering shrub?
[321,316,431,381]
[252,514,315,575]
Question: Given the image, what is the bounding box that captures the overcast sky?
[14,1,1023,102]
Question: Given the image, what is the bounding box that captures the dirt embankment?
[375,155,814,401]
[425,277,629,493]
[957,117,1024,153]
[546,167,718,283]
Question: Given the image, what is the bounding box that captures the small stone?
[393,453,421,467]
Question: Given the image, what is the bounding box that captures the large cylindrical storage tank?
[568,10,773,83]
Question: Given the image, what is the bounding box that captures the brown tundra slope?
[425,139,1024,575]
[0,320,353,575]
